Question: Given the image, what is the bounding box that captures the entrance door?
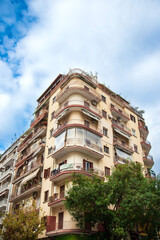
[58,212,64,229]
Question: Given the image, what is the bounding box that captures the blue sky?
[0,0,160,173]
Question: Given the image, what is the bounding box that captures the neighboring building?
[0,140,19,225]
[1,68,154,239]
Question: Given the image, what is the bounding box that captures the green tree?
[0,201,45,240]
[65,162,160,240]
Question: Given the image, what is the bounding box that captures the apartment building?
[4,68,153,239]
[0,140,19,225]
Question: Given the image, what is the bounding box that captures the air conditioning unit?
[91,100,97,106]
[108,114,113,119]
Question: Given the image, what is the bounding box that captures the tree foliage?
[65,162,160,240]
[0,201,45,240]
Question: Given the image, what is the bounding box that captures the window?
[103,127,108,137]
[44,190,49,202]
[84,120,90,128]
[105,167,110,176]
[101,95,106,103]
[84,85,89,91]
[44,168,50,179]
[84,101,90,108]
[83,159,93,171]
[134,144,138,153]
[51,111,55,120]
[104,145,109,154]
[48,147,53,155]
[132,128,136,136]
[50,128,54,138]
[52,96,56,104]
[59,160,67,168]
[130,114,136,122]
[102,110,107,119]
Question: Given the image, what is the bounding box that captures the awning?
[20,168,40,185]
[114,127,130,139]
[116,149,132,160]
[56,109,69,120]
[82,109,100,121]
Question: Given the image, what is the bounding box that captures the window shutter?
[90,162,93,169]
[83,159,86,169]
[44,169,47,179]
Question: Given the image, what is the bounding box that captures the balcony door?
[58,212,64,229]
[60,185,65,198]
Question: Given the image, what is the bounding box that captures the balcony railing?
[0,199,7,208]
[113,138,133,154]
[67,68,98,85]
[138,123,148,132]
[112,119,131,135]
[18,133,33,152]
[55,100,101,117]
[57,82,101,103]
[13,159,43,182]
[46,220,77,233]
[0,168,12,181]
[50,162,105,180]
[110,104,129,121]
[30,109,48,128]
[0,182,11,192]
[53,119,102,137]
[114,156,130,165]
[143,155,154,166]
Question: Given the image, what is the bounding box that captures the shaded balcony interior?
[113,135,133,155]
[10,169,42,203]
[55,95,101,121]
[51,127,103,159]
[110,103,129,122]
[141,139,151,155]
[138,120,149,139]
[50,161,105,183]
[56,80,101,104]
[48,184,66,207]
[16,136,46,167]
[13,154,44,183]
[143,155,154,167]
[112,118,131,139]
[30,106,48,128]
[53,111,102,138]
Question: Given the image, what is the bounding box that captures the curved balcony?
[53,119,102,138]
[112,119,131,139]
[113,138,133,155]
[141,139,151,155]
[30,109,48,128]
[52,138,103,160]
[50,163,105,183]
[138,122,149,139]
[143,155,154,167]
[56,82,101,104]
[54,100,101,121]
[110,104,129,122]
[48,193,65,208]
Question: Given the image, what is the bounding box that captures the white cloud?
[1,0,160,172]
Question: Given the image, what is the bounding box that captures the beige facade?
[2,68,153,239]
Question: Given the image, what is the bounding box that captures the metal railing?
[57,82,100,100]
[110,104,129,119]
[114,156,130,164]
[112,119,131,134]
[113,138,133,152]
[0,182,11,192]
[55,100,101,116]
[67,68,98,84]
[0,168,12,181]
[51,162,105,178]
[53,119,102,135]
